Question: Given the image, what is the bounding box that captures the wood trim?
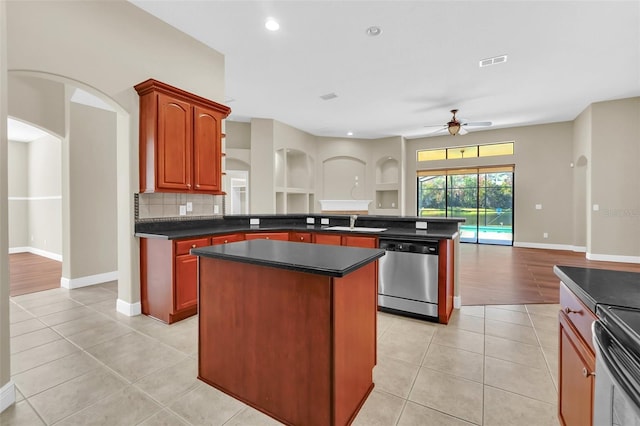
[134,78,231,117]
[438,238,454,324]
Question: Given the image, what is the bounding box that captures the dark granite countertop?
[191,239,385,277]
[135,215,462,241]
[554,265,640,313]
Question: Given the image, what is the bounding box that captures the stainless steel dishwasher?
[378,239,439,319]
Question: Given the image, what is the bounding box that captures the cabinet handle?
[300,237,304,241]
[564,307,582,315]
[582,367,595,378]
[186,184,191,188]
[266,237,270,240]
[196,184,200,188]
[191,244,197,248]
[224,240,228,243]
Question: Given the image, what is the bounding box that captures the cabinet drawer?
[245,232,290,241]
[560,282,597,352]
[175,237,211,256]
[211,234,245,245]
[313,233,342,246]
[290,232,312,243]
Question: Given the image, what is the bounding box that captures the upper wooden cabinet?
[135,79,231,194]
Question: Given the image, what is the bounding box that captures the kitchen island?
[191,239,385,426]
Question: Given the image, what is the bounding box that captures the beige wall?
[226,121,251,149]
[572,106,591,250]
[8,75,65,137]
[250,118,276,213]
[1,0,10,403]
[2,0,227,402]
[589,98,640,259]
[407,122,575,247]
[66,102,117,278]
[8,141,28,248]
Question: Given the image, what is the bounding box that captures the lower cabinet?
[141,236,210,324]
[342,235,377,248]
[313,233,342,246]
[211,233,245,245]
[290,232,312,243]
[558,282,596,426]
[245,232,290,241]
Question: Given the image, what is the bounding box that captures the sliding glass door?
[418,167,513,245]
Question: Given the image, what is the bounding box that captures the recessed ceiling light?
[347,131,353,136]
[265,18,280,31]
[366,26,382,37]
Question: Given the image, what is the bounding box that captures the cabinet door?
[174,237,209,313]
[313,233,342,246]
[342,235,378,248]
[245,232,290,241]
[211,234,245,245]
[193,105,222,193]
[175,253,198,312]
[290,232,312,243]
[157,93,192,191]
[559,310,595,426]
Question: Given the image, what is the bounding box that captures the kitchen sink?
[324,226,387,232]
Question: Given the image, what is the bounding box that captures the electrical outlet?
[321,218,329,225]
[179,205,187,216]
[543,232,549,239]
[186,202,193,212]
[593,204,600,211]
[415,221,428,229]
[306,217,315,224]
[250,218,260,225]
[535,204,542,210]
[214,205,220,214]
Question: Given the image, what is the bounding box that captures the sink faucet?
[349,214,358,229]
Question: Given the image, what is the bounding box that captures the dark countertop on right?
[554,265,640,312]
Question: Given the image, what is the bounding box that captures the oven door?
[593,320,640,426]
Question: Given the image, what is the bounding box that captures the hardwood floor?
[9,252,61,297]
[8,246,640,305]
[459,244,640,306]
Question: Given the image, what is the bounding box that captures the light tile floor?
[3,284,561,425]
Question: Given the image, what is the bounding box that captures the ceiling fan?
[425,109,492,136]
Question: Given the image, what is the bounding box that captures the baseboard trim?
[514,242,579,251]
[586,253,640,264]
[8,246,62,262]
[0,381,16,414]
[117,299,142,317]
[453,295,462,309]
[61,271,118,289]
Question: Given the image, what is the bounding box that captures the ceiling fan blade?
[425,126,447,135]
[458,127,469,135]
[462,121,492,127]
[423,124,447,128]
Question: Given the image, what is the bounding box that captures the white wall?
[7,140,28,248]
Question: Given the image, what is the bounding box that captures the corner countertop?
[134,215,463,241]
[554,265,640,312]
[191,239,385,277]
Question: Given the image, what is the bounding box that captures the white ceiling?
[134,1,637,139]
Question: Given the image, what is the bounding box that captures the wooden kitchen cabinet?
[313,233,343,246]
[342,235,378,248]
[558,282,596,426]
[141,236,210,324]
[290,232,312,243]
[135,79,231,194]
[245,232,290,241]
[211,233,245,245]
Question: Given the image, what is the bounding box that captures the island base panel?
[198,257,376,426]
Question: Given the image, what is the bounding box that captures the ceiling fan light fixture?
[448,122,461,136]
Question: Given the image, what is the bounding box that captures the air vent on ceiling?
[320,92,338,101]
[479,55,508,68]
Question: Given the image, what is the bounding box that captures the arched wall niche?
[322,156,367,200]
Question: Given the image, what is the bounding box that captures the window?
[417,166,514,245]
[417,141,514,162]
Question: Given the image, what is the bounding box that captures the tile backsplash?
[136,193,224,221]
